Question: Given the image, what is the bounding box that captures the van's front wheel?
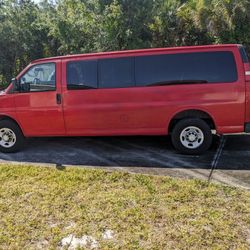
[171,118,212,154]
[0,120,25,153]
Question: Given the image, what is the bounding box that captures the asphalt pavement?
[0,134,249,189]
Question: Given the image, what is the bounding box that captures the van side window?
[20,63,56,92]
[98,57,135,88]
[239,46,249,63]
[67,60,97,89]
[135,52,238,86]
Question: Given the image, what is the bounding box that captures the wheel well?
[0,116,23,133]
[168,110,215,133]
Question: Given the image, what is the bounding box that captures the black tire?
[0,120,25,153]
[171,118,212,155]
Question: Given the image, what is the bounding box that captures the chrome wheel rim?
[180,126,204,149]
[0,128,16,148]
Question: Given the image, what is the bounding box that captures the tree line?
[0,0,249,86]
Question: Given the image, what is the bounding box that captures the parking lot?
[0,134,249,189]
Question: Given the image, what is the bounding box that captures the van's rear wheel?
[171,118,212,154]
[0,120,24,153]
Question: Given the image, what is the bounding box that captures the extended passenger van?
[0,44,249,154]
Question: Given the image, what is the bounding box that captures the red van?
[0,44,249,154]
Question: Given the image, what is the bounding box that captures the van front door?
[14,61,65,136]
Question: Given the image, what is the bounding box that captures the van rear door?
[239,46,250,128]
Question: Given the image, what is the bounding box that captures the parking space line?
[208,136,226,182]
[69,145,119,166]
[92,140,174,166]
[99,139,210,180]
[108,139,193,166]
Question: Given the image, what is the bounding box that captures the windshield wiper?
[68,84,97,90]
[146,79,208,87]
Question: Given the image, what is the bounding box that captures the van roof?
[32,44,242,63]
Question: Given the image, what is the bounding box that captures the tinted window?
[20,63,55,92]
[67,60,97,89]
[135,51,238,86]
[239,46,249,63]
[99,57,134,88]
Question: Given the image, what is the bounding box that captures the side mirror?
[11,78,30,92]
[20,82,30,92]
[11,78,20,91]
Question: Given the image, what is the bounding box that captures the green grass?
[0,165,249,249]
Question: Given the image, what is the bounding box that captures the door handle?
[56,93,62,104]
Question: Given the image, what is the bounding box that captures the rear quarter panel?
[163,46,246,134]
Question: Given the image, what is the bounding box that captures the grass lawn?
[0,165,249,249]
